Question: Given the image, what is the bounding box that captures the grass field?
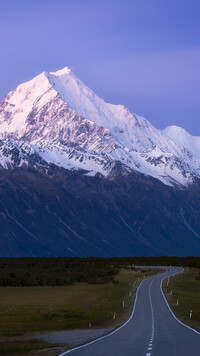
[163,268,200,332]
[0,340,66,356]
[0,267,159,355]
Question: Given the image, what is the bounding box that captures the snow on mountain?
[0,138,48,169]
[163,125,200,159]
[47,68,183,155]
[0,66,200,187]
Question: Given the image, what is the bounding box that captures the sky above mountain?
[1,0,200,135]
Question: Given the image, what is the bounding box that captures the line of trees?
[0,256,199,287]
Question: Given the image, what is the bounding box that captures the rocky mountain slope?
[0,67,200,257]
[0,166,200,257]
[0,67,200,187]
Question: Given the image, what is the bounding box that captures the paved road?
[59,267,200,356]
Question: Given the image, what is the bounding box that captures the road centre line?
[145,278,155,356]
[59,274,154,355]
[59,268,194,356]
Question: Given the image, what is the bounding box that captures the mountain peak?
[49,66,72,76]
[164,125,188,136]
[0,67,200,186]
[163,125,200,159]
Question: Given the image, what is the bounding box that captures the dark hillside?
[0,166,200,257]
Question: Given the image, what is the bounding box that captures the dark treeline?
[0,257,119,286]
[0,256,199,287]
[120,256,200,268]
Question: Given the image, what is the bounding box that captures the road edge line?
[58,276,149,355]
[160,269,200,335]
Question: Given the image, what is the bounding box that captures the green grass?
[163,268,200,332]
[0,284,113,336]
[0,267,160,355]
[0,340,65,356]
[0,268,147,336]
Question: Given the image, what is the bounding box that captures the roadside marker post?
[190,310,192,319]
[170,290,173,295]
[129,291,132,297]
[113,312,116,320]
[122,300,125,308]
[176,299,179,306]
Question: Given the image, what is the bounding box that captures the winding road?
[59,267,200,356]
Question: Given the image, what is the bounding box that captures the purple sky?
[1,0,200,135]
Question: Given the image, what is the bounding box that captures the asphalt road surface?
[59,267,200,356]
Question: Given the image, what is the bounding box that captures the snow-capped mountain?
[0,67,200,187]
[1,67,200,258]
[163,125,200,160]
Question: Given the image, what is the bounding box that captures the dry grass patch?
[0,267,161,354]
[163,267,200,332]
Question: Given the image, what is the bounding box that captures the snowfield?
[0,66,200,187]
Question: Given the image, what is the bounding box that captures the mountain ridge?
[0,165,200,257]
[0,67,199,187]
[0,67,200,257]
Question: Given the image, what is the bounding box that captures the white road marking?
[58,276,149,355]
[59,267,196,356]
[149,280,155,329]
[145,279,155,356]
[160,269,200,335]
